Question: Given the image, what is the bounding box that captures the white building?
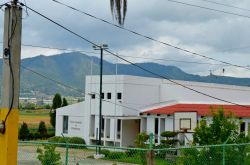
[56,75,250,147]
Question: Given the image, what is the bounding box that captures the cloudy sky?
[1,0,250,77]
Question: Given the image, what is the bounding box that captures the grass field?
[19,109,52,129]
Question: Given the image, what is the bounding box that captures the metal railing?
[18,141,250,165]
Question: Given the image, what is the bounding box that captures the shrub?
[134,132,149,148]
[68,137,86,144]
[37,145,61,165]
[38,121,48,138]
[100,149,110,157]
[107,152,125,159]
[161,131,178,137]
[33,132,42,139]
[48,136,61,143]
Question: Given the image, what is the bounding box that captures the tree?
[50,93,62,128]
[19,122,30,140]
[110,0,127,26]
[160,131,179,147]
[178,107,250,164]
[38,121,48,138]
[62,97,68,107]
[193,107,242,145]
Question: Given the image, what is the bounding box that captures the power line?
[20,63,141,112]
[20,65,85,95]
[197,0,250,12]
[0,41,230,67]
[49,0,250,71]
[21,3,250,108]
[168,0,250,19]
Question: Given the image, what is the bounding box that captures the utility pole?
[0,0,22,164]
[93,44,108,154]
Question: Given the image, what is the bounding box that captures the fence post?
[222,144,225,165]
[61,133,68,165]
[147,133,155,165]
[65,140,69,165]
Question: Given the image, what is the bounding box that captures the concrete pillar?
[245,122,248,137]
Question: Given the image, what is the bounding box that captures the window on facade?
[101,93,104,99]
[91,94,95,99]
[117,119,121,132]
[155,118,159,134]
[117,92,122,100]
[117,119,121,139]
[107,93,111,99]
[63,116,69,134]
[101,118,105,137]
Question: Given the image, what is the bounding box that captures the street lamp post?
[93,44,108,154]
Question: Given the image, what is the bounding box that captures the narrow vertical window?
[107,93,111,99]
[117,93,122,100]
[101,93,104,99]
[63,116,68,134]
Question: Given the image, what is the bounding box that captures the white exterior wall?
[160,80,250,104]
[56,75,250,146]
[165,117,174,131]
[56,102,88,142]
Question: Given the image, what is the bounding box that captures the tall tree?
[50,93,62,128]
[62,97,68,107]
[38,121,48,138]
[19,122,30,141]
[110,0,127,26]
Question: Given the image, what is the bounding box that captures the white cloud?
[0,0,250,77]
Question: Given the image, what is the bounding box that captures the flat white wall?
[160,80,250,104]
[56,102,88,142]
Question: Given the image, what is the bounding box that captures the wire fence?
[18,141,250,165]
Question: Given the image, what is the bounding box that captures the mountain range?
[0,52,249,97]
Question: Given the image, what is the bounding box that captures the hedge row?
[48,136,86,148]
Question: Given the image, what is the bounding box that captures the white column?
[245,122,248,137]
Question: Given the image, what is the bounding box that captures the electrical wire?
[4,4,18,124]
[168,0,250,19]
[20,65,141,112]
[49,0,250,71]
[20,65,85,95]
[0,41,231,67]
[196,0,250,12]
[0,2,9,9]
[20,3,250,108]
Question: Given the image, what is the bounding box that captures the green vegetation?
[50,93,69,128]
[160,131,179,147]
[48,136,86,148]
[37,145,61,165]
[134,132,149,148]
[19,122,30,140]
[38,121,48,138]
[62,97,68,107]
[178,107,250,164]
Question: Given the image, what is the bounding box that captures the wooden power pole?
[0,0,22,164]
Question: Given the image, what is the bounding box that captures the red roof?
[143,104,250,117]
